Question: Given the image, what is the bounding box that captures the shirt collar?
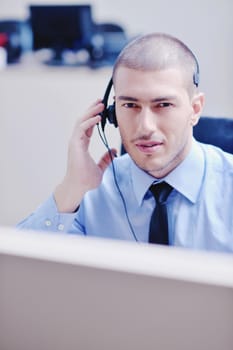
[131,139,205,205]
[130,159,156,206]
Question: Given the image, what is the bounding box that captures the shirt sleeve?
[16,195,80,234]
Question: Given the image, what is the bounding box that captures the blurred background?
[0,0,232,226]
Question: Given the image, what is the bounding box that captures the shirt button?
[45,219,52,227]
[57,223,65,231]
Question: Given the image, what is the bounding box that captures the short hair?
[112,32,199,95]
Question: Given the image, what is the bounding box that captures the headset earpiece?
[100,78,118,131]
[106,103,117,127]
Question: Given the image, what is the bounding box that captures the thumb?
[98,148,117,172]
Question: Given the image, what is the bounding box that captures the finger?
[98,149,118,171]
[73,100,104,138]
[82,100,105,122]
[80,115,101,138]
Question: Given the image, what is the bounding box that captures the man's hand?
[54,100,116,213]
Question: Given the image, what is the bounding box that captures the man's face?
[114,67,204,178]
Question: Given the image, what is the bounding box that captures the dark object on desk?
[29,4,94,66]
[89,22,128,68]
[0,20,31,63]
[120,116,233,155]
[29,5,128,68]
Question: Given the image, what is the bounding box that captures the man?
[18,33,233,252]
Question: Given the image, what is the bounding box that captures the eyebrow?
[117,95,178,102]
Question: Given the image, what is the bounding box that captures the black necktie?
[149,182,173,245]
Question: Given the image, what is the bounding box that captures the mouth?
[135,140,163,153]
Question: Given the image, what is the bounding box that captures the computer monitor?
[29,4,93,65]
[0,227,233,350]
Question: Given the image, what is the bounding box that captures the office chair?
[121,116,233,155]
[193,116,233,154]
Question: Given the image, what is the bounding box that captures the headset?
[100,77,117,132]
[98,78,138,241]
[100,53,200,132]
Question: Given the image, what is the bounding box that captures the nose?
[138,107,158,132]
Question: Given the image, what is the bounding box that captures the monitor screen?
[29,5,93,63]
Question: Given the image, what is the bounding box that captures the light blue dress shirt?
[17,139,233,253]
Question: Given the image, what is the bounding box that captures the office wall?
[0,66,117,226]
[0,0,232,226]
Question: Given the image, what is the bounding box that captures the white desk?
[0,227,233,350]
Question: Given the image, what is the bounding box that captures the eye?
[122,102,139,109]
[156,102,173,108]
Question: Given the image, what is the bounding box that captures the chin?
[134,157,162,174]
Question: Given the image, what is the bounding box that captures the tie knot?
[150,182,173,204]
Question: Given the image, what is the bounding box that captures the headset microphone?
[100,77,118,131]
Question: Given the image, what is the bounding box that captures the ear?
[190,93,205,126]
